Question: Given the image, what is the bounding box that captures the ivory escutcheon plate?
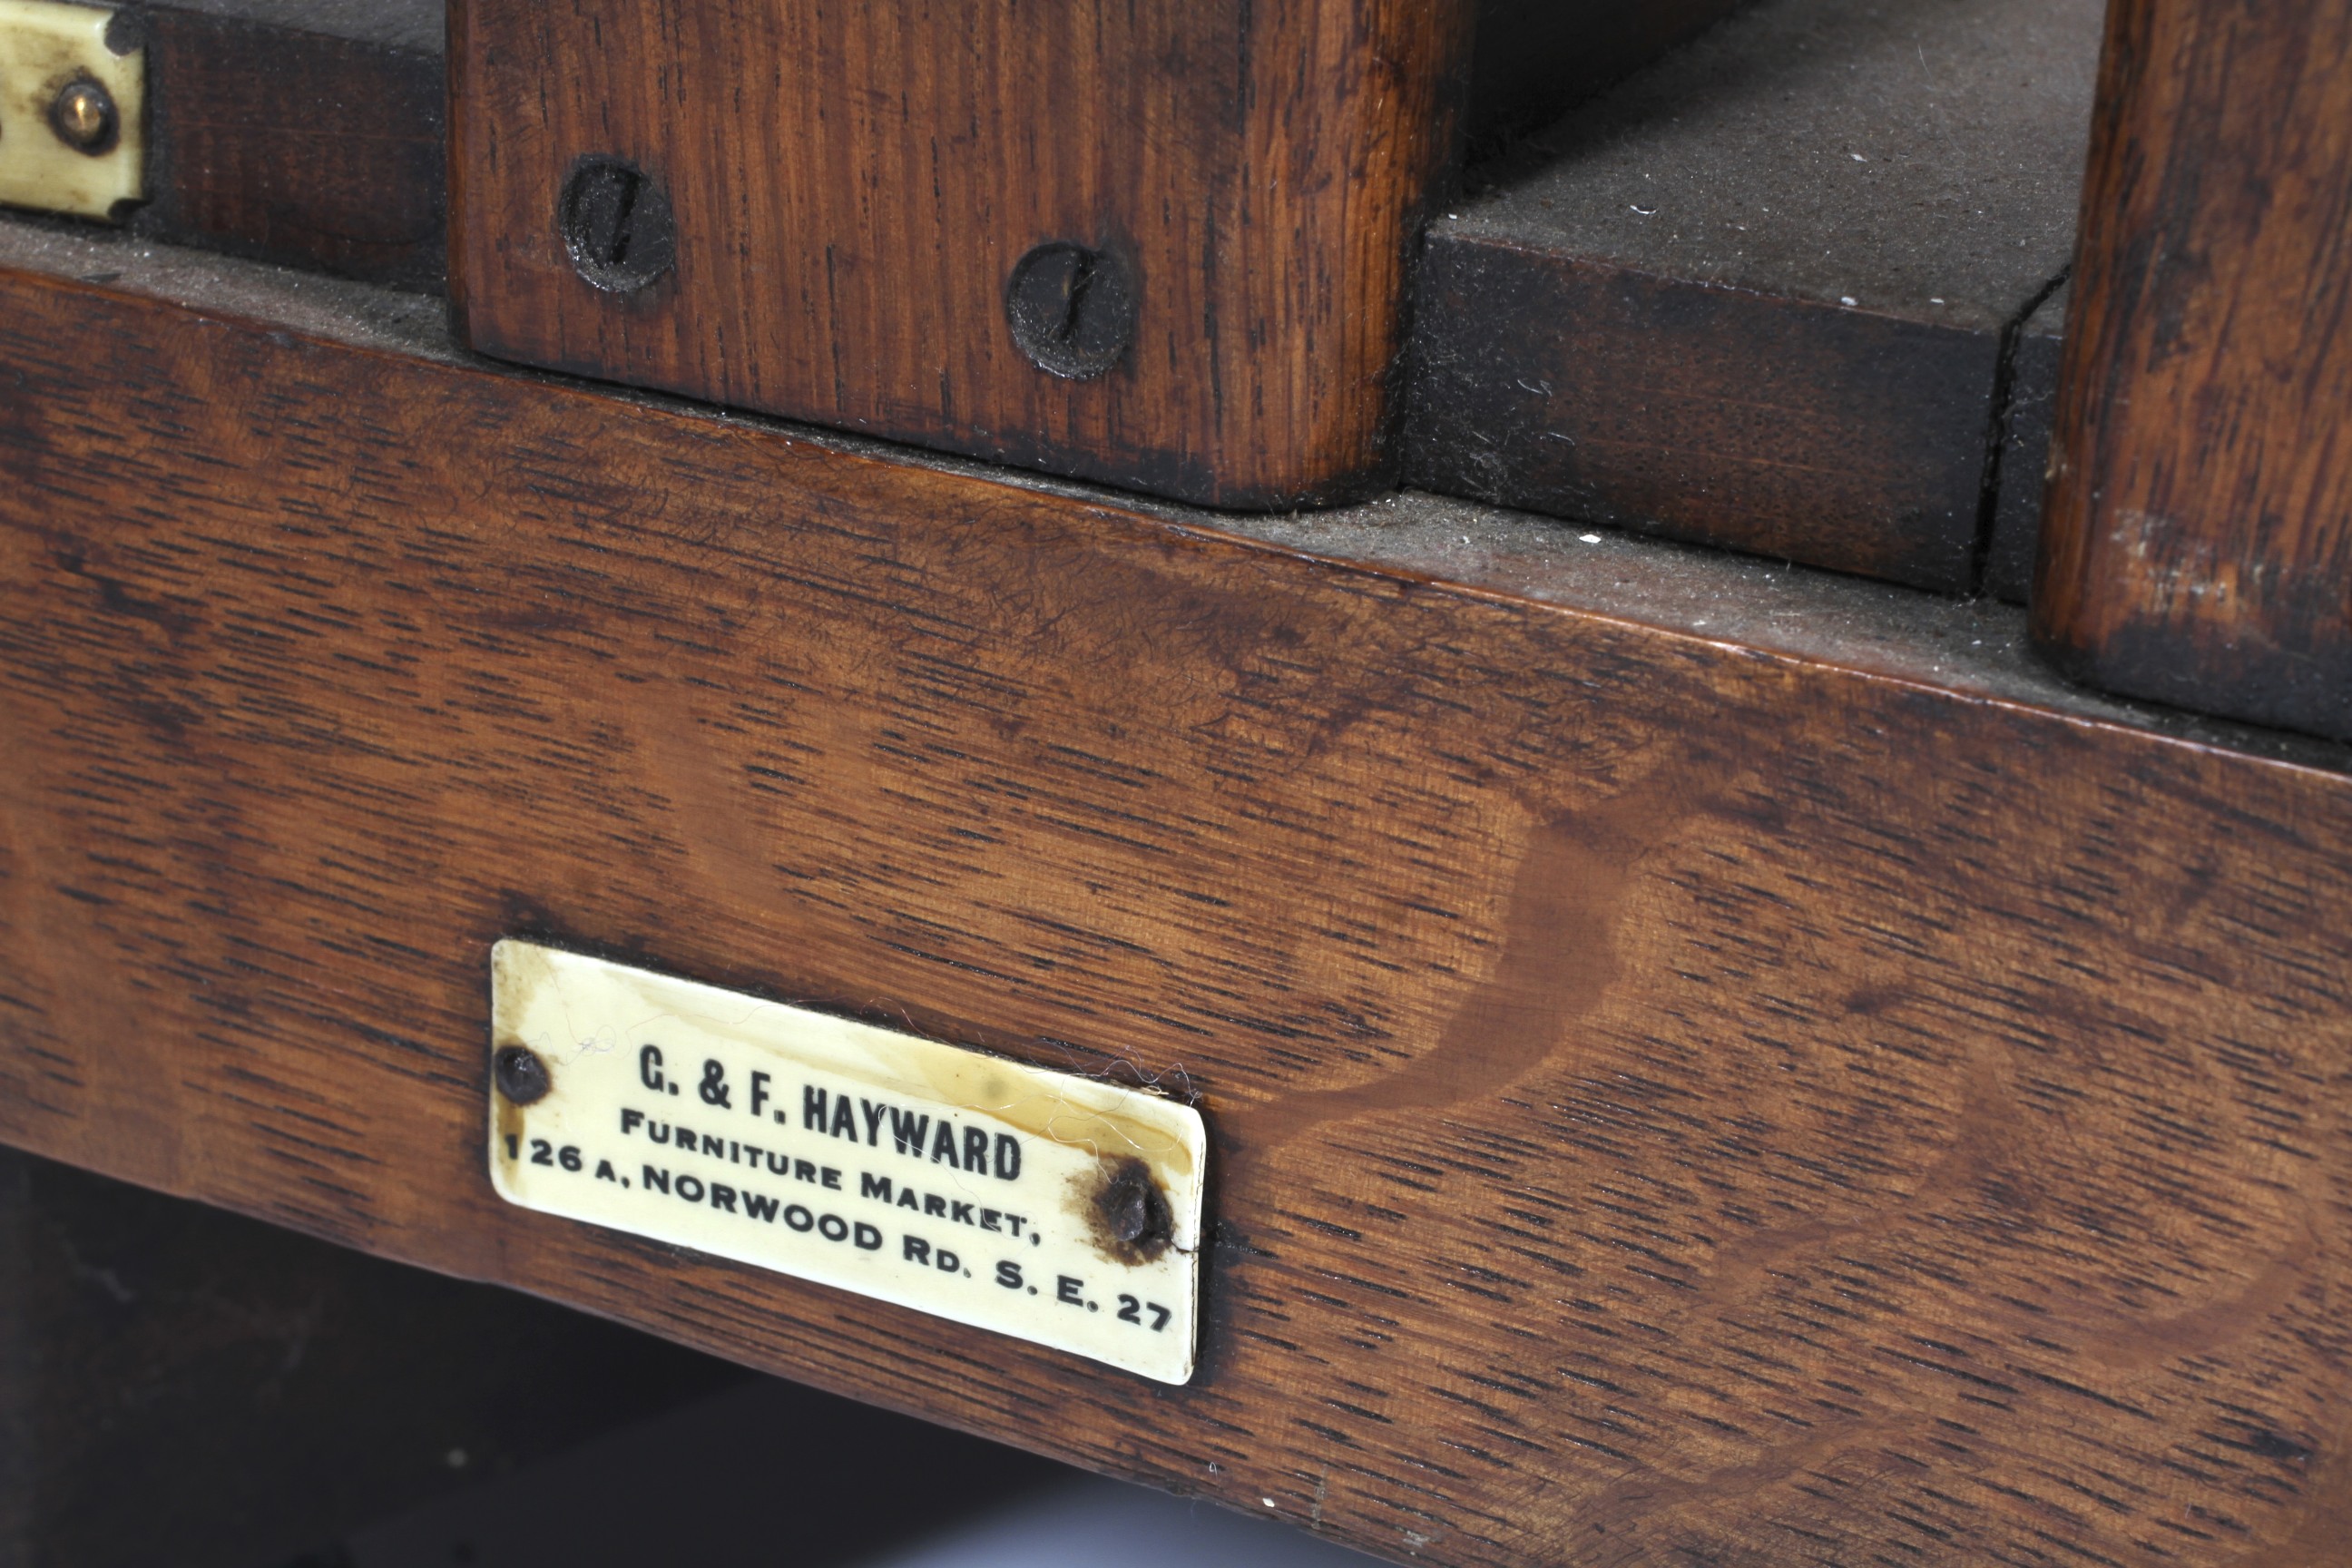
[487,941,1206,1383]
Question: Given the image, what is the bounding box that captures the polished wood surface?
[4,243,2351,1567]
[2035,0,2352,738]
[448,0,1475,507]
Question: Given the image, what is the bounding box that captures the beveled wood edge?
[1,213,2340,782]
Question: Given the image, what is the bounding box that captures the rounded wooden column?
[2034,0,2352,740]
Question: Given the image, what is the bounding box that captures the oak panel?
[2,258,2350,1567]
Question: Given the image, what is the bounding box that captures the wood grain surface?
[4,250,2352,1568]
[1406,240,2001,592]
[134,3,447,290]
[102,0,2074,593]
[120,0,1743,306]
[2035,0,2352,739]
[448,0,1475,508]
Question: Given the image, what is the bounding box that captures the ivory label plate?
[0,0,146,220]
[488,941,1205,1384]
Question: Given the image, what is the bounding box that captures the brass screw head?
[50,79,119,155]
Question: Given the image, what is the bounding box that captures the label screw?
[49,78,118,155]
[1005,241,1135,379]
[494,1045,552,1105]
[559,157,675,293]
[1093,1157,1172,1259]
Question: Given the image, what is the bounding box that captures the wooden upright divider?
[447,0,1478,507]
[444,0,1759,509]
[2035,0,2352,738]
[5,230,2352,1566]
